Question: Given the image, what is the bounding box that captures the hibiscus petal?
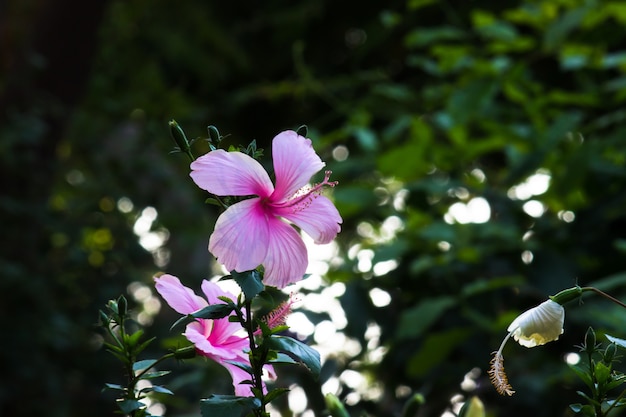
[184,322,240,360]
[154,274,207,315]
[201,280,243,341]
[271,131,325,200]
[190,149,274,197]
[201,279,238,305]
[209,198,269,272]
[220,359,255,396]
[262,217,308,288]
[277,195,342,244]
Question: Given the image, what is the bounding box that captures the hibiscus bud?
[295,124,308,137]
[603,342,616,364]
[207,125,221,145]
[117,295,128,317]
[583,326,596,354]
[549,286,583,305]
[99,310,110,326]
[169,120,191,153]
[173,345,197,360]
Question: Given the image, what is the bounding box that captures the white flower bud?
[490,298,566,396]
[507,299,564,347]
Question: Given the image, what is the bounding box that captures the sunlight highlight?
[444,197,491,224]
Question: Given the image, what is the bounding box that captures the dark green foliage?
[2,0,626,416]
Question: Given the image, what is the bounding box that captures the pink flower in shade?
[154,274,267,396]
[190,130,342,288]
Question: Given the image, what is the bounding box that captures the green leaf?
[105,346,130,364]
[576,390,601,407]
[117,399,145,414]
[405,26,466,48]
[265,387,290,404]
[192,303,235,320]
[569,364,594,390]
[267,352,300,365]
[325,393,351,417]
[139,385,174,395]
[606,334,626,349]
[133,359,158,372]
[396,296,456,340]
[200,395,261,417]
[231,270,264,299]
[605,373,626,391]
[127,329,145,348]
[544,6,589,51]
[205,197,222,206]
[134,337,156,356]
[103,383,125,391]
[570,403,596,416]
[169,314,195,332]
[407,328,472,377]
[265,336,321,379]
[141,370,171,379]
[171,303,237,331]
[224,360,253,375]
[595,361,611,385]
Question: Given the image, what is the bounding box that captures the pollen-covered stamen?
[276,170,338,212]
[254,295,298,336]
[489,329,516,396]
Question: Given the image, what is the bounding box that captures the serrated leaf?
[133,359,158,372]
[265,336,320,379]
[231,270,265,300]
[117,399,145,414]
[200,395,261,417]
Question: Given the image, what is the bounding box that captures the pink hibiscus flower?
[190,130,342,288]
[154,274,259,396]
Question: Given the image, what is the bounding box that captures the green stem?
[587,349,603,417]
[243,299,268,417]
[581,287,626,310]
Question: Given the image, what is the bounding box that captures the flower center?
[276,170,338,212]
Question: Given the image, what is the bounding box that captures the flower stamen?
[278,170,338,212]
[489,349,515,396]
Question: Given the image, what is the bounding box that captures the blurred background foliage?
[2,0,626,415]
